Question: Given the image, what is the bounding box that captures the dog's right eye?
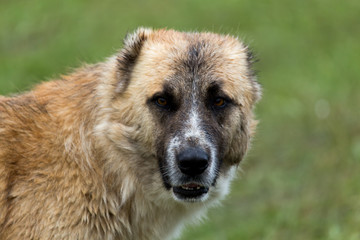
[155,97,168,108]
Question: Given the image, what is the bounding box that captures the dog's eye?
[214,97,226,108]
[155,97,168,107]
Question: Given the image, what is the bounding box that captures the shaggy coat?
[0,28,261,239]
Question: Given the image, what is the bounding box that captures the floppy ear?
[116,27,153,93]
[245,46,262,104]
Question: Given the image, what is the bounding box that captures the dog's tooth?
[180,184,207,191]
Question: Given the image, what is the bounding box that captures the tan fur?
[0,28,261,239]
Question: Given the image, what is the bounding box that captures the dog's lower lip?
[172,184,209,199]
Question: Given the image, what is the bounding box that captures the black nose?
[177,148,209,176]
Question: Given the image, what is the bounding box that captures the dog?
[0,28,261,239]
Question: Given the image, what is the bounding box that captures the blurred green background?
[1,0,359,239]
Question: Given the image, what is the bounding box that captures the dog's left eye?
[213,97,227,108]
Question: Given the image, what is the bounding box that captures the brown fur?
[0,28,261,239]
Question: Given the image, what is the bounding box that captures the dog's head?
[102,28,261,203]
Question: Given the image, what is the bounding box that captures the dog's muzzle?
[171,147,212,201]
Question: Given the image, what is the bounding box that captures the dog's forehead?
[132,32,253,104]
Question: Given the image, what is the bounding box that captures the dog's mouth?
[172,183,209,200]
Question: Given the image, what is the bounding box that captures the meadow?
[1,0,359,239]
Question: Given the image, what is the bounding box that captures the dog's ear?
[116,27,153,93]
[245,46,262,104]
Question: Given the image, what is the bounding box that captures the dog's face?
[147,71,244,202]
[108,28,261,203]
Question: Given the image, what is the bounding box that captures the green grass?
[1,0,359,239]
